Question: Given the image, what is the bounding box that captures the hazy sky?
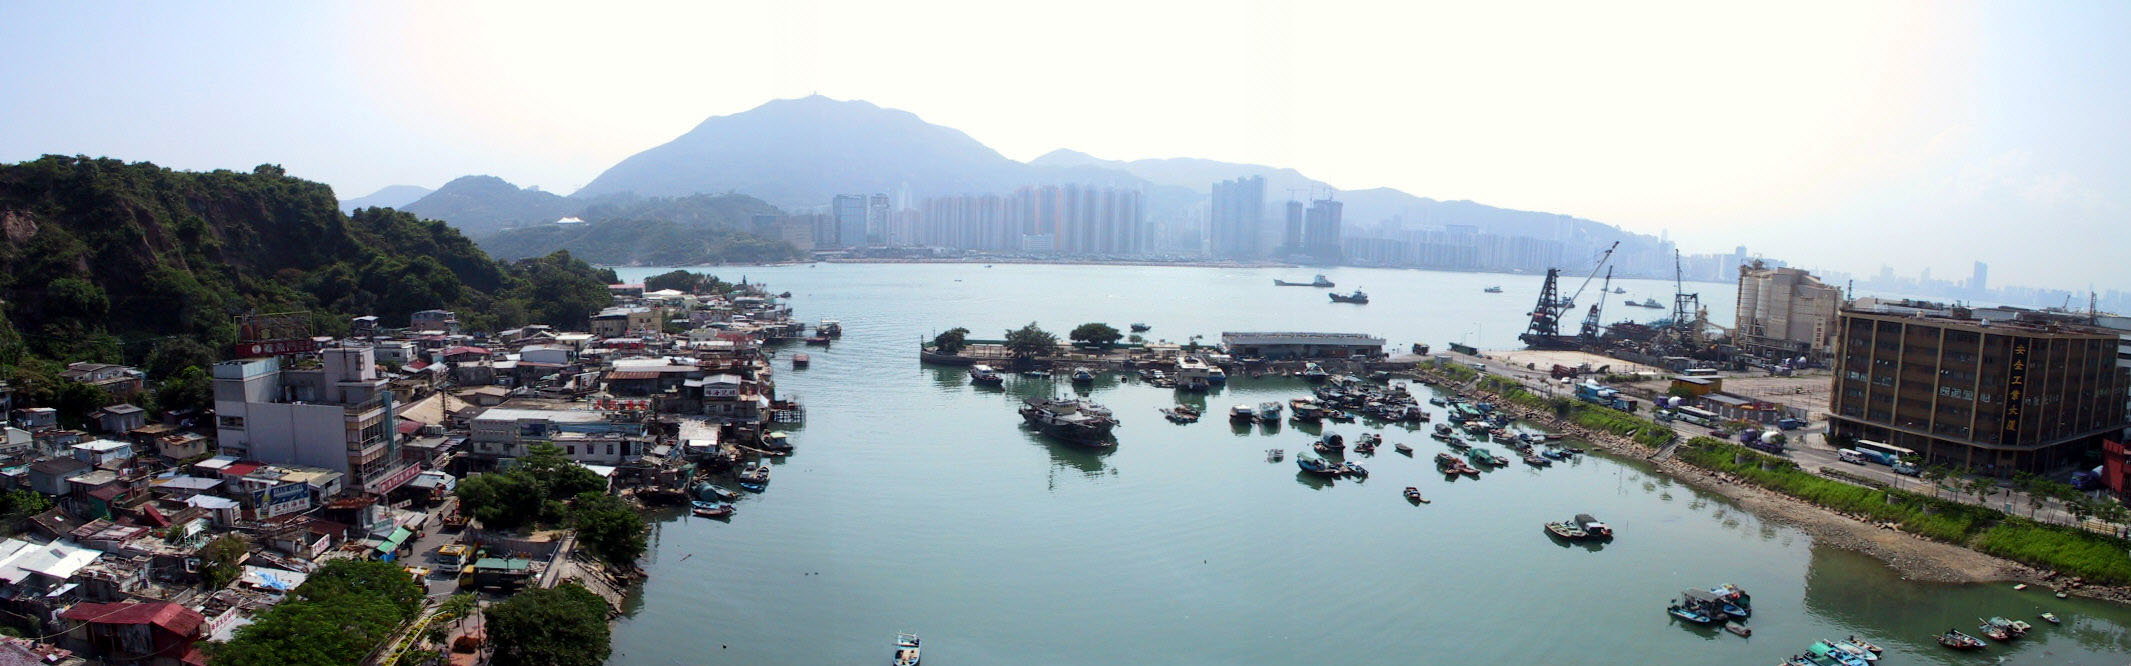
[1,1,2123,290]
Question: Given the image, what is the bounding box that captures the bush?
[1673,438,1994,542]
[1975,520,2131,584]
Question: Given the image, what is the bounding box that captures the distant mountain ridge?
[396,95,1664,263]
[338,184,432,212]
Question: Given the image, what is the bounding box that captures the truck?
[1574,382,1634,411]
[1775,417,1807,431]
[1744,430,1786,454]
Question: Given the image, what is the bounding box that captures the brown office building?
[1827,308,2128,474]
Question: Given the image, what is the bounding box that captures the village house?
[58,364,144,399]
[90,405,145,436]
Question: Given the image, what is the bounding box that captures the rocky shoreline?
[1418,368,2131,605]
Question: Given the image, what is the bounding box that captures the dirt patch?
[0,209,36,244]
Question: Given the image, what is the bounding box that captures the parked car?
[1775,417,1807,430]
[1892,462,1921,476]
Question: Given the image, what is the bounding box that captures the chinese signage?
[234,312,319,358]
[2003,339,2029,441]
[234,339,321,357]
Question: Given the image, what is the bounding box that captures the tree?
[2010,471,2040,518]
[151,366,212,416]
[1922,466,1952,499]
[209,559,423,666]
[931,327,971,355]
[487,583,612,666]
[643,270,706,294]
[438,593,478,628]
[0,491,50,536]
[1003,322,1057,363]
[456,443,607,529]
[198,534,250,590]
[1068,322,1123,347]
[569,492,647,567]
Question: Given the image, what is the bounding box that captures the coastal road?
[1454,352,2120,535]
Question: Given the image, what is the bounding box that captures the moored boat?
[1723,621,1750,637]
[1809,641,1868,666]
[791,353,810,368]
[2040,612,2060,624]
[1297,453,1340,476]
[969,364,1004,385]
[1254,401,1283,423]
[1174,356,1212,391]
[1544,520,1587,540]
[1404,486,1429,504]
[691,501,734,518]
[894,633,921,666]
[1466,448,1507,467]
[1393,442,1413,455]
[1071,367,1096,383]
[1824,638,1877,662]
[1666,603,1715,624]
[1300,362,1330,381]
[1935,629,1986,650]
[1576,514,1615,540]
[1483,286,1504,293]
[1230,404,1255,422]
[1844,635,1882,653]
[1020,397,1119,444]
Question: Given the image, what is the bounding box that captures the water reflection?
[1293,470,1334,490]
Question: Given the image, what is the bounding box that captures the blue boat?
[1667,604,1715,624]
[1541,448,1569,460]
[738,481,766,493]
[1296,454,1340,475]
[693,483,740,501]
[1808,641,1867,666]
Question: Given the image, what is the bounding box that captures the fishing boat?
[1341,462,1368,477]
[1433,422,1453,435]
[1576,514,1615,540]
[2041,612,2060,624]
[691,501,734,518]
[1071,367,1096,383]
[1404,486,1429,504]
[805,333,832,345]
[1523,453,1550,467]
[1160,407,1199,424]
[1825,639,1876,662]
[1297,453,1341,476]
[1466,448,1508,467]
[1020,397,1119,444]
[1428,397,1447,406]
[1274,274,1335,287]
[1982,616,2023,638]
[818,320,843,337]
[1393,442,1413,455]
[894,633,921,666]
[1544,520,1587,539]
[1540,447,1569,460]
[1976,623,2011,642]
[1254,401,1284,423]
[2008,618,2032,634]
[1723,621,1751,637]
[1265,448,1283,462]
[1809,641,1869,666]
[791,353,810,368]
[1312,433,1345,454]
[1441,436,1469,449]
[1844,635,1883,653]
[1483,286,1504,293]
[1666,603,1716,624]
[1353,433,1380,454]
[1627,297,1663,308]
[1935,629,1986,650]
[738,463,770,492]
[1207,366,1227,383]
[1329,289,1369,304]
[1300,362,1330,381]
[1230,404,1256,422]
[1130,322,1151,332]
[1021,370,1050,378]
[693,483,740,502]
[968,365,1004,386]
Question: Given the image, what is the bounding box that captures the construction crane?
[1579,266,1613,340]
[1520,242,1619,348]
[1670,249,1702,341]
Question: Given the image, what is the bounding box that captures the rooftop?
[1221,331,1387,346]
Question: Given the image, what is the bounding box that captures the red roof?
[405,360,431,371]
[138,504,171,528]
[61,602,205,636]
[218,462,261,478]
[604,370,660,381]
[396,420,425,435]
[441,346,490,357]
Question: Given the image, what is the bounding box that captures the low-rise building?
[212,347,417,495]
[467,402,651,465]
[58,364,144,399]
[90,405,145,436]
[1220,332,1386,359]
[58,600,205,666]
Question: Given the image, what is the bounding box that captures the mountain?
[479,193,796,265]
[338,184,433,212]
[401,175,578,237]
[1029,149,1656,255]
[0,156,615,368]
[576,95,1151,209]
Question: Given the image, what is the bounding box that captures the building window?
[607,444,615,456]
[566,445,575,455]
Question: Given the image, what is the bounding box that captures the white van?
[1837,449,1867,465]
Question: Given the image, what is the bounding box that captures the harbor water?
[607,263,2131,664]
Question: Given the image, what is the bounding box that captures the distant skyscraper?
[831,195,867,248]
[1209,176,1265,259]
[1283,201,1304,255]
[867,194,892,245]
[1971,261,1989,296]
[1303,198,1343,263]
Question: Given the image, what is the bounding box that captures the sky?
[1,1,2124,291]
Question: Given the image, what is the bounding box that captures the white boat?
[1254,401,1284,423]
[894,633,921,666]
[1207,366,1227,383]
[1070,367,1096,383]
[1230,404,1255,422]
[818,319,843,337]
[1174,356,1212,391]
[969,365,1004,385]
[1020,397,1119,444]
[1300,362,1330,381]
[1483,286,1504,293]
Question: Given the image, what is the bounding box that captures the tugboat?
[1329,289,1369,304]
[969,365,1004,386]
[1020,397,1119,445]
[1275,274,1335,287]
[894,633,921,666]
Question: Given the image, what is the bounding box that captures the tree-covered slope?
[0,156,614,366]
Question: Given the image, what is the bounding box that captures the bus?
[1671,406,1718,427]
[1851,440,1915,466]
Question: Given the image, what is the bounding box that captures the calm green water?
[606,263,2131,665]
